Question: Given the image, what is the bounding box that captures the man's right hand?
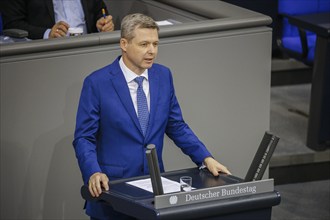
[49,21,70,38]
[88,172,109,197]
[96,15,114,32]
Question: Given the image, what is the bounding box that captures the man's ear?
[120,38,128,52]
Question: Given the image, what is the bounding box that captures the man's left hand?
[204,157,231,176]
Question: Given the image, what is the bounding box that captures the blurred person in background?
[0,0,114,39]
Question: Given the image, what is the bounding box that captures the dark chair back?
[277,0,330,65]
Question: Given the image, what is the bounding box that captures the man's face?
[121,27,159,75]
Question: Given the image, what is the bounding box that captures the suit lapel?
[145,67,160,139]
[110,62,143,136]
[80,0,90,32]
[109,59,160,138]
[46,0,55,23]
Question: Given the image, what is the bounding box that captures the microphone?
[146,144,164,196]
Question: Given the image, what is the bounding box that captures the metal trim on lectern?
[154,178,274,209]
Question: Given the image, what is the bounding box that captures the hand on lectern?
[204,157,231,176]
[88,172,109,197]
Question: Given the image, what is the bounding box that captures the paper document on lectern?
[126,177,181,194]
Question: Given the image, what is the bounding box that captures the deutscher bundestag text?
[185,186,257,202]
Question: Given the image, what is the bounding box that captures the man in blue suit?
[73,13,231,220]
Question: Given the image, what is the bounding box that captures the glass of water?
[180,176,192,192]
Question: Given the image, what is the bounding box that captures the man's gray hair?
[121,13,159,41]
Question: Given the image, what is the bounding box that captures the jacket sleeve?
[73,76,102,184]
[83,0,108,33]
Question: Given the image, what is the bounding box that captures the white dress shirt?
[119,57,150,115]
[44,0,87,39]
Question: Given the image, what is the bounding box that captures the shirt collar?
[119,57,149,83]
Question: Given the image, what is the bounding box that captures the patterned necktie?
[135,76,149,136]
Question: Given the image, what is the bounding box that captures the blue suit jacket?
[73,56,212,218]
